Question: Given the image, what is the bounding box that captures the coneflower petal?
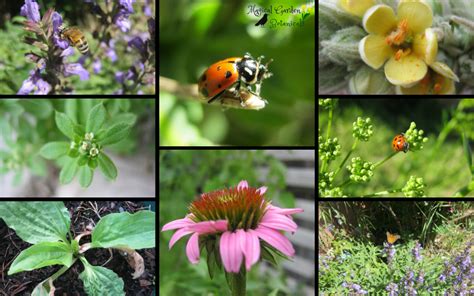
[169,228,194,249]
[162,217,194,231]
[186,233,200,264]
[260,212,298,232]
[237,229,260,271]
[220,231,243,273]
[255,226,295,257]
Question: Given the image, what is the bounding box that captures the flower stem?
[227,268,246,296]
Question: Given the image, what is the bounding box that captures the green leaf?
[21,99,53,119]
[91,211,155,249]
[55,111,76,140]
[86,103,107,134]
[278,191,296,208]
[79,259,125,296]
[98,153,117,180]
[40,142,70,160]
[78,165,94,188]
[8,241,73,275]
[98,123,133,146]
[59,157,79,184]
[0,202,70,244]
[105,113,137,128]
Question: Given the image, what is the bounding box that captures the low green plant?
[0,99,154,189]
[0,202,155,296]
[318,98,429,197]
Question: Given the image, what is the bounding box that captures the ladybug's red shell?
[392,133,409,153]
[198,57,241,99]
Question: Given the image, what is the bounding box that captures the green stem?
[374,151,398,168]
[361,189,400,197]
[228,269,246,296]
[320,106,334,173]
[334,139,358,178]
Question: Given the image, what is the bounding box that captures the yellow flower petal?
[362,5,397,35]
[397,2,433,34]
[384,54,427,86]
[359,35,394,69]
[339,0,376,17]
[413,28,438,65]
[430,61,460,82]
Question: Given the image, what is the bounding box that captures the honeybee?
[58,25,89,55]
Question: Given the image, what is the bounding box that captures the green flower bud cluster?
[319,98,337,109]
[346,157,374,183]
[319,171,335,191]
[320,187,346,198]
[402,176,426,197]
[319,137,341,162]
[404,122,428,151]
[352,117,373,141]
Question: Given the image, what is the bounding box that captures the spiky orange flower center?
[189,186,268,231]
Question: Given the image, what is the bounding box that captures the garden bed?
[0,201,155,295]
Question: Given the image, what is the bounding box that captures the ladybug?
[392,133,409,153]
[198,53,273,105]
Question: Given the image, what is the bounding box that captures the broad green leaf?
[0,202,70,244]
[105,113,137,128]
[98,123,133,146]
[8,241,73,275]
[79,259,125,296]
[55,111,76,140]
[59,157,79,184]
[40,142,70,160]
[98,153,117,180]
[78,165,93,188]
[91,211,155,249]
[86,103,107,134]
[21,99,53,119]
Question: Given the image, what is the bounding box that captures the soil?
[0,201,156,296]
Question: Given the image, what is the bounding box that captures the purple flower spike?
[64,63,90,80]
[20,0,40,23]
[119,0,135,14]
[93,59,101,74]
[114,10,131,32]
[35,79,52,94]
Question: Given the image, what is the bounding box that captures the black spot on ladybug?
[200,88,208,97]
[217,66,221,71]
[227,60,235,64]
[201,74,206,81]
[217,84,222,88]
[225,71,232,79]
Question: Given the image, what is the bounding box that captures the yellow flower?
[338,0,375,17]
[396,61,460,94]
[359,1,438,87]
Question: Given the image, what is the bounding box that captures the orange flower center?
[386,19,409,46]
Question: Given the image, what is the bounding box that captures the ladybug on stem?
[392,133,409,153]
[198,53,273,105]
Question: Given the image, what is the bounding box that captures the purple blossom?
[93,59,101,74]
[101,41,118,62]
[18,70,52,95]
[115,71,125,84]
[128,36,146,55]
[144,0,152,17]
[64,63,89,80]
[119,0,135,14]
[385,283,398,296]
[20,0,40,23]
[412,241,423,262]
[113,10,132,32]
[60,47,75,57]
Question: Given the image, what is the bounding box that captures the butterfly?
[386,231,400,244]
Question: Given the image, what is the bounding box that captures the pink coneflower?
[162,180,303,273]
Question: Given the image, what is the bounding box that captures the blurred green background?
[0,0,154,94]
[318,98,474,197]
[159,150,308,295]
[159,0,315,146]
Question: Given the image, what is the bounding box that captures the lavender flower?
[20,0,40,22]
[383,242,396,265]
[92,59,101,74]
[385,283,399,296]
[64,63,90,80]
[412,241,423,262]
